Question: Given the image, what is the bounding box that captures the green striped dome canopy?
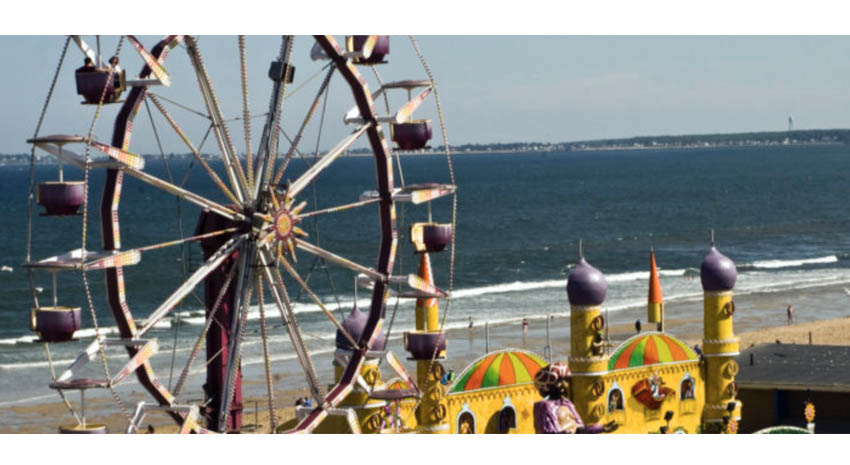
[608,332,698,371]
[386,378,411,390]
[449,349,547,394]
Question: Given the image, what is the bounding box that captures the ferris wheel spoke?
[238,36,254,191]
[274,253,360,350]
[272,65,335,187]
[122,166,246,223]
[293,238,384,282]
[219,248,255,431]
[296,197,382,220]
[287,123,371,198]
[184,36,250,204]
[147,94,240,205]
[252,36,295,200]
[127,35,171,87]
[172,259,240,399]
[69,35,97,65]
[137,234,247,336]
[257,248,324,402]
[148,92,210,120]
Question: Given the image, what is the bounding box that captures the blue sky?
[3,35,850,154]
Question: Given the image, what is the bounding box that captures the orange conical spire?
[415,253,440,332]
[649,249,663,304]
[648,249,664,324]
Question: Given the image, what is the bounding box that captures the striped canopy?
[386,378,411,391]
[450,349,546,394]
[608,333,698,371]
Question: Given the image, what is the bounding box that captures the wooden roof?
[736,344,850,393]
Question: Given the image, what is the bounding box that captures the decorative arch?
[457,403,476,434]
[498,395,517,433]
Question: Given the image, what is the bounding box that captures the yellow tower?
[566,254,609,424]
[699,244,742,433]
[648,249,664,329]
[405,252,449,434]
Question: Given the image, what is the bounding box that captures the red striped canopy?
[608,333,698,371]
[449,349,546,394]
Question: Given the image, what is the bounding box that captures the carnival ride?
[24,35,457,433]
[23,35,812,435]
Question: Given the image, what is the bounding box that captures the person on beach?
[468,316,474,329]
[787,305,794,325]
[522,318,529,335]
[532,362,618,434]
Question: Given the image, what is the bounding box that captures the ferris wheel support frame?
[99,34,186,424]
[283,34,399,434]
[41,34,426,433]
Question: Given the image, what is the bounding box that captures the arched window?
[498,395,517,433]
[498,407,516,433]
[457,404,476,434]
[680,373,695,400]
[607,382,625,413]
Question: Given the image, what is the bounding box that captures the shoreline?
[2,280,849,433]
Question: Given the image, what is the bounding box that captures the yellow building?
[445,349,546,433]
[301,244,741,434]
[601,332,703,433]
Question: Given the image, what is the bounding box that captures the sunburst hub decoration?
[275,209,295,240]
[270,193,307,262]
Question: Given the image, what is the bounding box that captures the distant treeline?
[435,129,850,154]
[567,129,850,149]
[345,129,850,154]
[4,129,849,164]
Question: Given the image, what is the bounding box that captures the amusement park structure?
[23,34,753,434]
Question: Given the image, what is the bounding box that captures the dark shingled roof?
[736,344,850,393]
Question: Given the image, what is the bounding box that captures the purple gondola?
[75,68,126,104]
[404,331,447,360]
[392,120,432,151]
[31,306,82,343]
[348,35,390,64]
[37,181,85,216]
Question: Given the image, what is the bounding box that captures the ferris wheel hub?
[274,209,295,241]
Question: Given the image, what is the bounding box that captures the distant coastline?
[3,128,848,166]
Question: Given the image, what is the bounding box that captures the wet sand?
[2,281,849,433]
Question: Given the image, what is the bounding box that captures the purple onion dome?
[335,306,387,351]
[566,257,608,306]
[700,246,737,291]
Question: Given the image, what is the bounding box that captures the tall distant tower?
[788,116,794,132]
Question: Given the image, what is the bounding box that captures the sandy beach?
[2,280,849,433]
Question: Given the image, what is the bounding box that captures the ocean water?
[2,145,850,408]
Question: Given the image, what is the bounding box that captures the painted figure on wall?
[458,412,475,434]
[532,362,618,434]
[681,378,695,400]
[632,372,675,410]
[608,389,624,411]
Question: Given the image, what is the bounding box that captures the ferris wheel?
[23,35,456,434]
